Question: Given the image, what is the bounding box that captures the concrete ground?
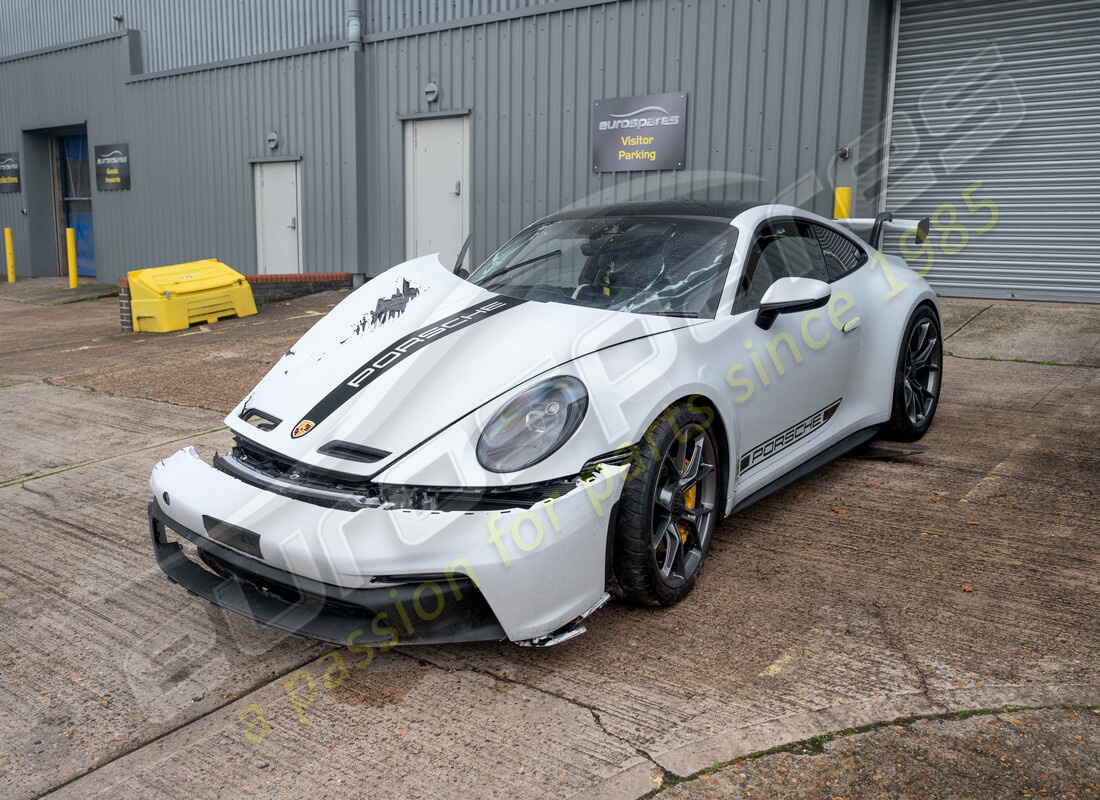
[660,708,1100,799]
[0,280,1097,800]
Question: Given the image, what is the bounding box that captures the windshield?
[468,216,737,318]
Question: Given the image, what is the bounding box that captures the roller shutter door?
[886,0,1100,302]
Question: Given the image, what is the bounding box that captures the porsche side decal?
[291,294,526,436]
[739,399,842,473]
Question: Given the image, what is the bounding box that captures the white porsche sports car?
[150,200,942,647]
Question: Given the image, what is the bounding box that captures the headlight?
[477,376,588,473]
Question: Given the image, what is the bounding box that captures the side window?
[735,220,829,313]
[813,223,868,281]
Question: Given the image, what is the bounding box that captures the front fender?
[373,322,741,490]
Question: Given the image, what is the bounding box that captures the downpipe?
[347,0,363,51]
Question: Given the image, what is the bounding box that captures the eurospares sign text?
[94,143,131,191]
[0,153,20,193]
[592,92,688,173]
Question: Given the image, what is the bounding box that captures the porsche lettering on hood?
[291,294,525,436]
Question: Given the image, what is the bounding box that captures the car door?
[727,218,864,495]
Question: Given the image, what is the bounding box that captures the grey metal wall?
[0,0,567,70]
[886,0,1100,302]
[0,33,359,284]
[360,0,875,271]
[366,0,562,34]
[0,0,349,73]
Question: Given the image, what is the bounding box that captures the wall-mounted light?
[424,82,439,103]
[112,13,124,23]
[266,131,279,150]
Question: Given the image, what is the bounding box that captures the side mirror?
[754,277,831,330]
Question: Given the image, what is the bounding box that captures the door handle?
[288,216,297,230]
[453,181,461,196]
[842,316,861,333]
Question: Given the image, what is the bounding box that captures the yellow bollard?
[4,228,13,283]
[834,186,852,220]
[66,228,78,288]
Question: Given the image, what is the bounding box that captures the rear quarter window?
[813,223,868,281]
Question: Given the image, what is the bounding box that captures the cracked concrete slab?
[0,298,120,377]
[0,277,117,306]
[53,336,306,413]
[945,302,1100,365]
[44,652,652,800]
[659,708,1100,799]
[0,432,327,799]
[0,382,224,485]
[938,356,1100,421]
[0,292,344,386]
[939,299,991,338]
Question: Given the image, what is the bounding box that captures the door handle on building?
[453,181,461,196]
[288,216,296,230]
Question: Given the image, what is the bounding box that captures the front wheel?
[613,405,722,606]
[886,305,943,441]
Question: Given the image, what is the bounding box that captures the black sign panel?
[94,143,131,190]
[592,92,688,173]
[0,152,19,193]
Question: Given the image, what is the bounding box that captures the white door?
[404,116,470,270]
[254,161,301,274]
[729,218,863,494]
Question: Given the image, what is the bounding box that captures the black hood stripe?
[291,294,526,436]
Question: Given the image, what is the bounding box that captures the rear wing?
[836,212,930,250]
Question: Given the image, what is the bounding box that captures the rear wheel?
[886,305,943,441]
[613,405,722,606]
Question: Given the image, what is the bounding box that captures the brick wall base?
[118,272,357,333]
[247,272,355,305]
[118,283,133,332]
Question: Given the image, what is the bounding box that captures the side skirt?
[730,425,881,514]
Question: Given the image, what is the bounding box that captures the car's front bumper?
[149,501,507,646]
[149,447,624,643]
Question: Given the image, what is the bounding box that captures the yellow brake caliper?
[679,459,697,544]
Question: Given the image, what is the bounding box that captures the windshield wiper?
[476,249,563,284]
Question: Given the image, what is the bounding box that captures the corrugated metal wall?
[886,0,1100,302]
[366,0,562,34]
[0,0,349,72]
[361,0,873,271]
[0,35,358,283]
[0,0,572,70]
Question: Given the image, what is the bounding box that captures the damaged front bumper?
[150,501,507,646]
[149,447,624,644]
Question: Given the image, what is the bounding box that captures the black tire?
[613,404,722,606]
[886,305,943,441]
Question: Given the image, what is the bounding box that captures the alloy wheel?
[650,424,719,589]
[902,317,941,427]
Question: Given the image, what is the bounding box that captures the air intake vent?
[240,408,282,432]
[317,441,391,464]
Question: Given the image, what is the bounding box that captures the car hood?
[228,256,698,475]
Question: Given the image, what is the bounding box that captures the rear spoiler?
[836,212,930,250]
